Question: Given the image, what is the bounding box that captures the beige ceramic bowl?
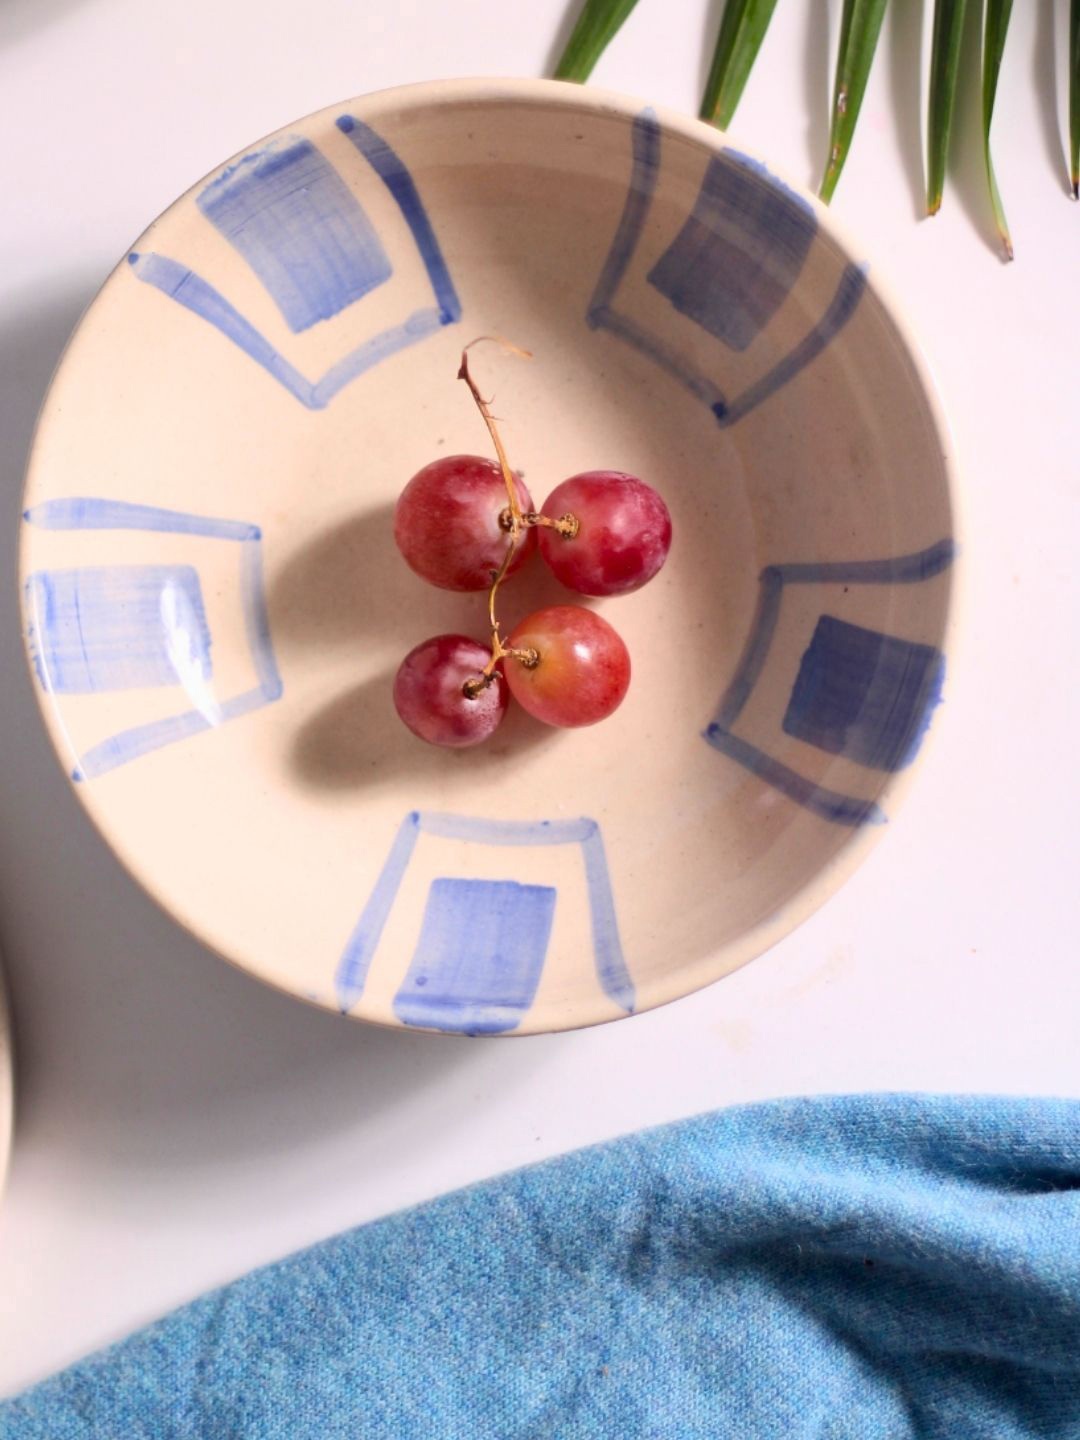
[20,78,958,1035]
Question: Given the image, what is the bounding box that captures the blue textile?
[3,1094,1079,1438]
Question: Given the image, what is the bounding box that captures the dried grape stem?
[456,338,576,700]
[458,339,531,530]
[457,338,547,698]
[524,510,580,538]
[500,508,579,538]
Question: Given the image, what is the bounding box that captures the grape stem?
[462,543,539,698]
[514,509,580,538]
[458,339,530,531]
[456,339,561,698]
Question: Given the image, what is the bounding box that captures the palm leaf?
[820,0,890,203]
[1070,0,1079,198]
[700,0,782,130]
[982,0,1015,259]
[553,0,641,83]
[926,0,968,215]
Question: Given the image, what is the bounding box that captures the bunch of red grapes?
[391,346,673,752]
[393,454,672,747]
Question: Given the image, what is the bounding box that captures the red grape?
[538,471,672,597]
[393,635,507,747]
[504,605,630,727]
[394,454,537,591]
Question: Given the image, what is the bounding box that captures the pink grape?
[504,605,630,727]
[393,635,507,747]
[538,470,672,597]
[394,454,537,591]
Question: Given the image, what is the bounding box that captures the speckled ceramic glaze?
[19,79,958,1035]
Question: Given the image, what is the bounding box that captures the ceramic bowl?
[19,78,958,1035]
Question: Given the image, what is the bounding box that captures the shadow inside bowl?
[292,668,558,791]
[269,499,587,654]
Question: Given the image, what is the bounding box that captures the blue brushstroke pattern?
[587,111,867,428]
[580,825,635,1013]
[335,812,633,1018]
[24,496,260,541]
[782,615,945,772]
[717,542,957,734]
[419,813,598,847]
[198,138,391,333]
[586,108,661,319]
[127,116,459,408]
[74,685,270,783]
[393,878,556,1035]
[721,149,816,218]
[25,565,211,694]
[703,726,887,827]
[23,500,284,779]
[705,541,954,824]
[769,539,957,586]
[336,812,422,1010]
[713,568,784,731]
[130,254,445,411]
[648,151,816,352]
[307,308,444,408]
[129,253,317,404]
[585,306,728,412]
[68,536,281,781]
[335,115,462,324]
[711,265,868,427]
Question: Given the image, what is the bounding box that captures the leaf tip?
[1071,179,1079,201]
[926,197,942,218]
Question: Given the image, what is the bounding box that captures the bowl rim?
[18,75,963,1036]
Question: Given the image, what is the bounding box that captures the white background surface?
[0,0,1077,1396]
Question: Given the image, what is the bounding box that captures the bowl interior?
[20,81,955,1034]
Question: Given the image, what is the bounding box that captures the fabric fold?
[3,1094,1079,1438]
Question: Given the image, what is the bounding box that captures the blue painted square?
[782,615,944,773]
[393,878,556,1035]
[198,139,392,333]
[26,565,211,694]
[647,152,816,352]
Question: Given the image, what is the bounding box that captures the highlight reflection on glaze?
[23,500,282,781]
[25,565,211,695]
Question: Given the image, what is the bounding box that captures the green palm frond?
[1070,0,1079,198]
[820,0,890,203]
[700,0,782,131]
[548,0,1054,257]
[554,0,641,83]
[927,0,969,215]
[982,0,1015,260]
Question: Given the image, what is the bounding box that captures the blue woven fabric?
[3,1094,1079,1438]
